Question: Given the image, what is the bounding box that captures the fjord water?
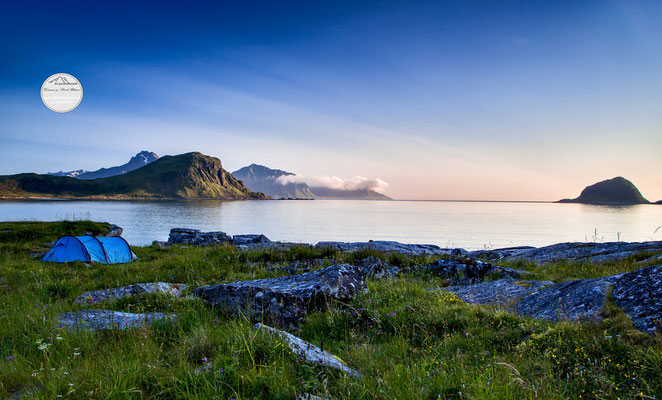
[0,200,660,250]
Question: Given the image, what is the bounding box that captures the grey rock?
[255,323,361,378]
[167,228,232,247]
[73,282,187,305]
[58,309,177,331]
[467,241,662,264]
[315,240,460,256]
[232,234,271,245]
[105,224,123,237]
[358,257,399,279]
[420,258,530,283]
[193,264,365,327]
[266,259,341,275]
[515,275,621,322]
[612,265,662,333]
[297,394,331,400]
[152,240,170,249]
[437,278,553,306]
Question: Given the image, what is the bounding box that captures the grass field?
[0,221,660,399]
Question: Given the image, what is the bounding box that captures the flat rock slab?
[193,264,365,327]
[315,240,464,256]
[232,234,271,245]
[168,228,231,246]
[514,275,621,322]
[438,279,553,306]
[255,323,361,378]
[612,265,662,333]
[58,309,177,331]
[468,241,662,264]
[73,282,187,305]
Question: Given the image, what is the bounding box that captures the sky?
[1,0,661,201]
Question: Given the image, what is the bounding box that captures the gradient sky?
[1,0,661,200]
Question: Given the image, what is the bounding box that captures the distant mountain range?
[231,164,391,200]
[49,151,159,179]
[231,164,316,199]
[558,177,657,205]
[0,153,268,200]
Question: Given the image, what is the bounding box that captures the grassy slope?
[0,153,269,200]
[0,221,661,399]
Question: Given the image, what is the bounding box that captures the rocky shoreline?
[56,227,662,337]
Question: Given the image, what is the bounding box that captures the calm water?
[0,200,660,250]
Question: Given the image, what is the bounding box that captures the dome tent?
[41,236,137,264]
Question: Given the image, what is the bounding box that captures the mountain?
[308,187,392,200]
[49,169,88,178]
[558,177,650,205]
[0,152,269,200]
[232,164,316,199]
[231,164,391,200]
[48,151,159,180]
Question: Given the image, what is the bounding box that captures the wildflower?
[56,335,64,341]
[202,357,208,363]
[7,355,14,361]
[31,372,39,377]
[213,320,218,325]
[38,343,50,351]
[73,352,81,356]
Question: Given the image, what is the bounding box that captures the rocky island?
[558,176,650,205]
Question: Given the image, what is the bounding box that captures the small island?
[558,176,650,205]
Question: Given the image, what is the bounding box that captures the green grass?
[0,221,661,399]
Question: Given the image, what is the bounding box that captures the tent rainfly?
[41,236,137,264]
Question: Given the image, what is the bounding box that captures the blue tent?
[41,236,137,264]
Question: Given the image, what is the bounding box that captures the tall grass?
[0,221,660,399]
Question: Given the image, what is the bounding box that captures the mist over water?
[1,200,660,250]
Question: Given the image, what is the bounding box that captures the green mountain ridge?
[0,152,270,200]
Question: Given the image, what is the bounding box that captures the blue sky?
[1,0,661,200]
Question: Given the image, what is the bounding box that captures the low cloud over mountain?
[276,175,389,194]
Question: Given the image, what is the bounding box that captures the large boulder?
[193,264,365,327]
[438,278,553,306]
[105,224,123,237]
[73,282,187,305]
[232,234,271,245]
[58,310,177,331]
[514,275,620,322]
[418,258,530,284]
[167,228,231,246]
[467,241,662,264]
[255,323,361,378]
[612,265,662,333]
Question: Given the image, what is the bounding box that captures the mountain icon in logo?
[48,76,76,85]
